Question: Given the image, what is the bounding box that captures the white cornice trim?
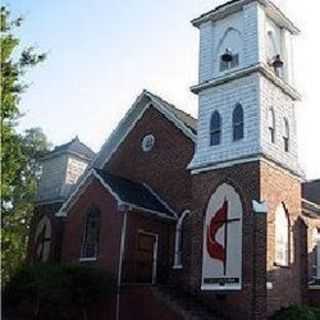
[126,204,177,221]
[190,155,261,175]
[190,63,301,101]
[190,154,303,181]
[56,169,177,220]
[36,199,65,206]
[302,199,320,217]
[92,91,196,171]
[56,169,95,217]
[191,0,300,35]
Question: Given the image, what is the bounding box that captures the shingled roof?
[144,90,197,134]
[302,179,320,205]
[94,169,176,218]
[45,136,95,161]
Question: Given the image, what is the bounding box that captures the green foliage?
[1,5,49,284]
[4,264,116,320]
[272,305,320,320]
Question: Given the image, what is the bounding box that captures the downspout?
[173,210,190,268]
[116,204,128,320]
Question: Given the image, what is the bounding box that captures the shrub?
[272,305,320,320]
[3,263,116,320]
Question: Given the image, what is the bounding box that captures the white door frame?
[138,229,158,285]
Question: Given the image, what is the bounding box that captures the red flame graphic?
[206,200,228,263]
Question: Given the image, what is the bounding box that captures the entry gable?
[92,90,197,170]
[56,168,177,220]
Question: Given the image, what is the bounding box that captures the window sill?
[79,257,97,262]
[172,265,183,270]
[274,262,290,269]
[308,285,320,290]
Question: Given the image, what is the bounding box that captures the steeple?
[189,0,303,177]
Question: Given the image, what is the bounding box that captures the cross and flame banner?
[202,183,243,290]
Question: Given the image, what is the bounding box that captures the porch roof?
[94,169,177,219]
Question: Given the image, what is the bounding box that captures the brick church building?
[29,0,319,319]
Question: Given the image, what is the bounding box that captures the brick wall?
[187,161,263,320]
[260,161,304,316]
[105,105,194,212]
[61,179,123,278]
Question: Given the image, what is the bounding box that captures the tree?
[1,6,49,284]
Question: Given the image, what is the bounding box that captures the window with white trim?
[210,111,222,146]
[81,207,101,259]
[283,118,290,152]
[268,108,276,143]
[275,203,290,266]
[233,103,244,141]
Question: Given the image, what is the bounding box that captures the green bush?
[272,305,320,320]
[3,263,116,320]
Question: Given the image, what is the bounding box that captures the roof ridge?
[144,89,197,121]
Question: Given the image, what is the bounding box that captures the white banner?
[202,183,243,290]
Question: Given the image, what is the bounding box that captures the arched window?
[275,203,290,266]
[233,103,244,141]
[283,118,290,152]
[34,215,52,263]
[217,28,242,72]
[210,111,222,146]
[81,207,101,259]
[268,108,276,143]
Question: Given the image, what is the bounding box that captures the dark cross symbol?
[35,224,51,262]
[207,198,240,275]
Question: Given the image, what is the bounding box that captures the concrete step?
[151,286,224,320]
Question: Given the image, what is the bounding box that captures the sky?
[7,0,320,180]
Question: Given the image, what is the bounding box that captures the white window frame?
[275,203,290,267]
[283,118,290,153]
[268,107,276,144]
[173,210,190,269]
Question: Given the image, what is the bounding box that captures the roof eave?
[191,0,300,35]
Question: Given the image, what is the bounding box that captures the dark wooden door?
[136,233,156,284]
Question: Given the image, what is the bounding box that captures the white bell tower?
[189,0,303,177]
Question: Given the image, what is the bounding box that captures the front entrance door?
[136,231,157,284]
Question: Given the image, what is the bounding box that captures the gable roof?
[302,179,320,205]
[42,136,95,161]
[144,90,197,135]
[92,89,197,170]
[95,169,176,218]
[57,168,177,220]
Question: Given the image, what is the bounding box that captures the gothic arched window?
[210,111,222,146]
[34,215,52,263]
[283,118,290,152]
[81,207,101,259]
[268,108,276,143]
[233,103,244,141]
[275,203,290,266]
